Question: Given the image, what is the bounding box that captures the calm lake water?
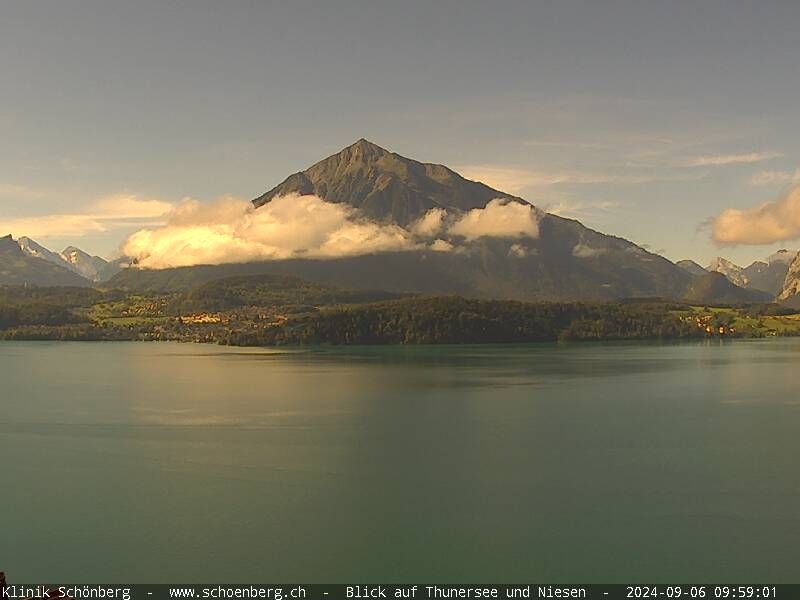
[1,339,799,583]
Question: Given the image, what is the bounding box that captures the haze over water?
[2,340,799,582]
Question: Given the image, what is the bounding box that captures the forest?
[1,277,799,345]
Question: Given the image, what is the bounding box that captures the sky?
[1,0,800,266]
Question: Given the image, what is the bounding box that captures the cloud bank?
[123,195,418,268]
[122,195,541,269]
[711,185,800,245]
[0,195,172,239]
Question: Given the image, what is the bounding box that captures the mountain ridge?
[15,236,121,282]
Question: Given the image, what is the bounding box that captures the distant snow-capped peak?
[16,236,116,282]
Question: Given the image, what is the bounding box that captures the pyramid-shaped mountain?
[110,140,709,302]
[253,138,525,226]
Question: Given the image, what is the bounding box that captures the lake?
[1,339,799,583]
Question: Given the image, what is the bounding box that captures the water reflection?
[1,340,799,582]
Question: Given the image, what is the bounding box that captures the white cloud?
[0,195,173,239]
[121,195,547,269]
[748,169,800,186]
[123,194,419,269]
[447,198,540,240]
[411,207,447,237]
[687,152,782,167]
[711,185,800,245]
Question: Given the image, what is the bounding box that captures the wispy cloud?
[0,194,173,239]
[686,151,782,167]
[457,164,692,195]
[748,169,800,186]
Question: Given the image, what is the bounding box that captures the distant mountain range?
[675,249,800,301]
[0,235,122,286]
[5,139,800,308]
[0,235,92,287]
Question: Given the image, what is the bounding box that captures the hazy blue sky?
[1,0,799,265]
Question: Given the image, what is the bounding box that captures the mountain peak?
[349,137,385,151]
[707,256,742,271]
[707,256,749,288]
[0,233,19,253]
[252,139,524,226]
[335,137,391,163]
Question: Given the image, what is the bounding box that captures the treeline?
[3,282,796,346]
[166,273,406,314]
[0,286,108,329]
[0,304,81,329]
[222,297,704,346]
[0,286,108,306]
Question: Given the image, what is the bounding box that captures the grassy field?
[680,306,800,337]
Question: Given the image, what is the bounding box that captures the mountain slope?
[767,249,798,265]
[705,250,797,297]
[111,218,694,302]
[0,235,91,287]
[778,252,800,308]
[742,259,790,296]
[61,246,110,281]
[95,257,127,282]
[683,272,773,305]
[18,237,68,267]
